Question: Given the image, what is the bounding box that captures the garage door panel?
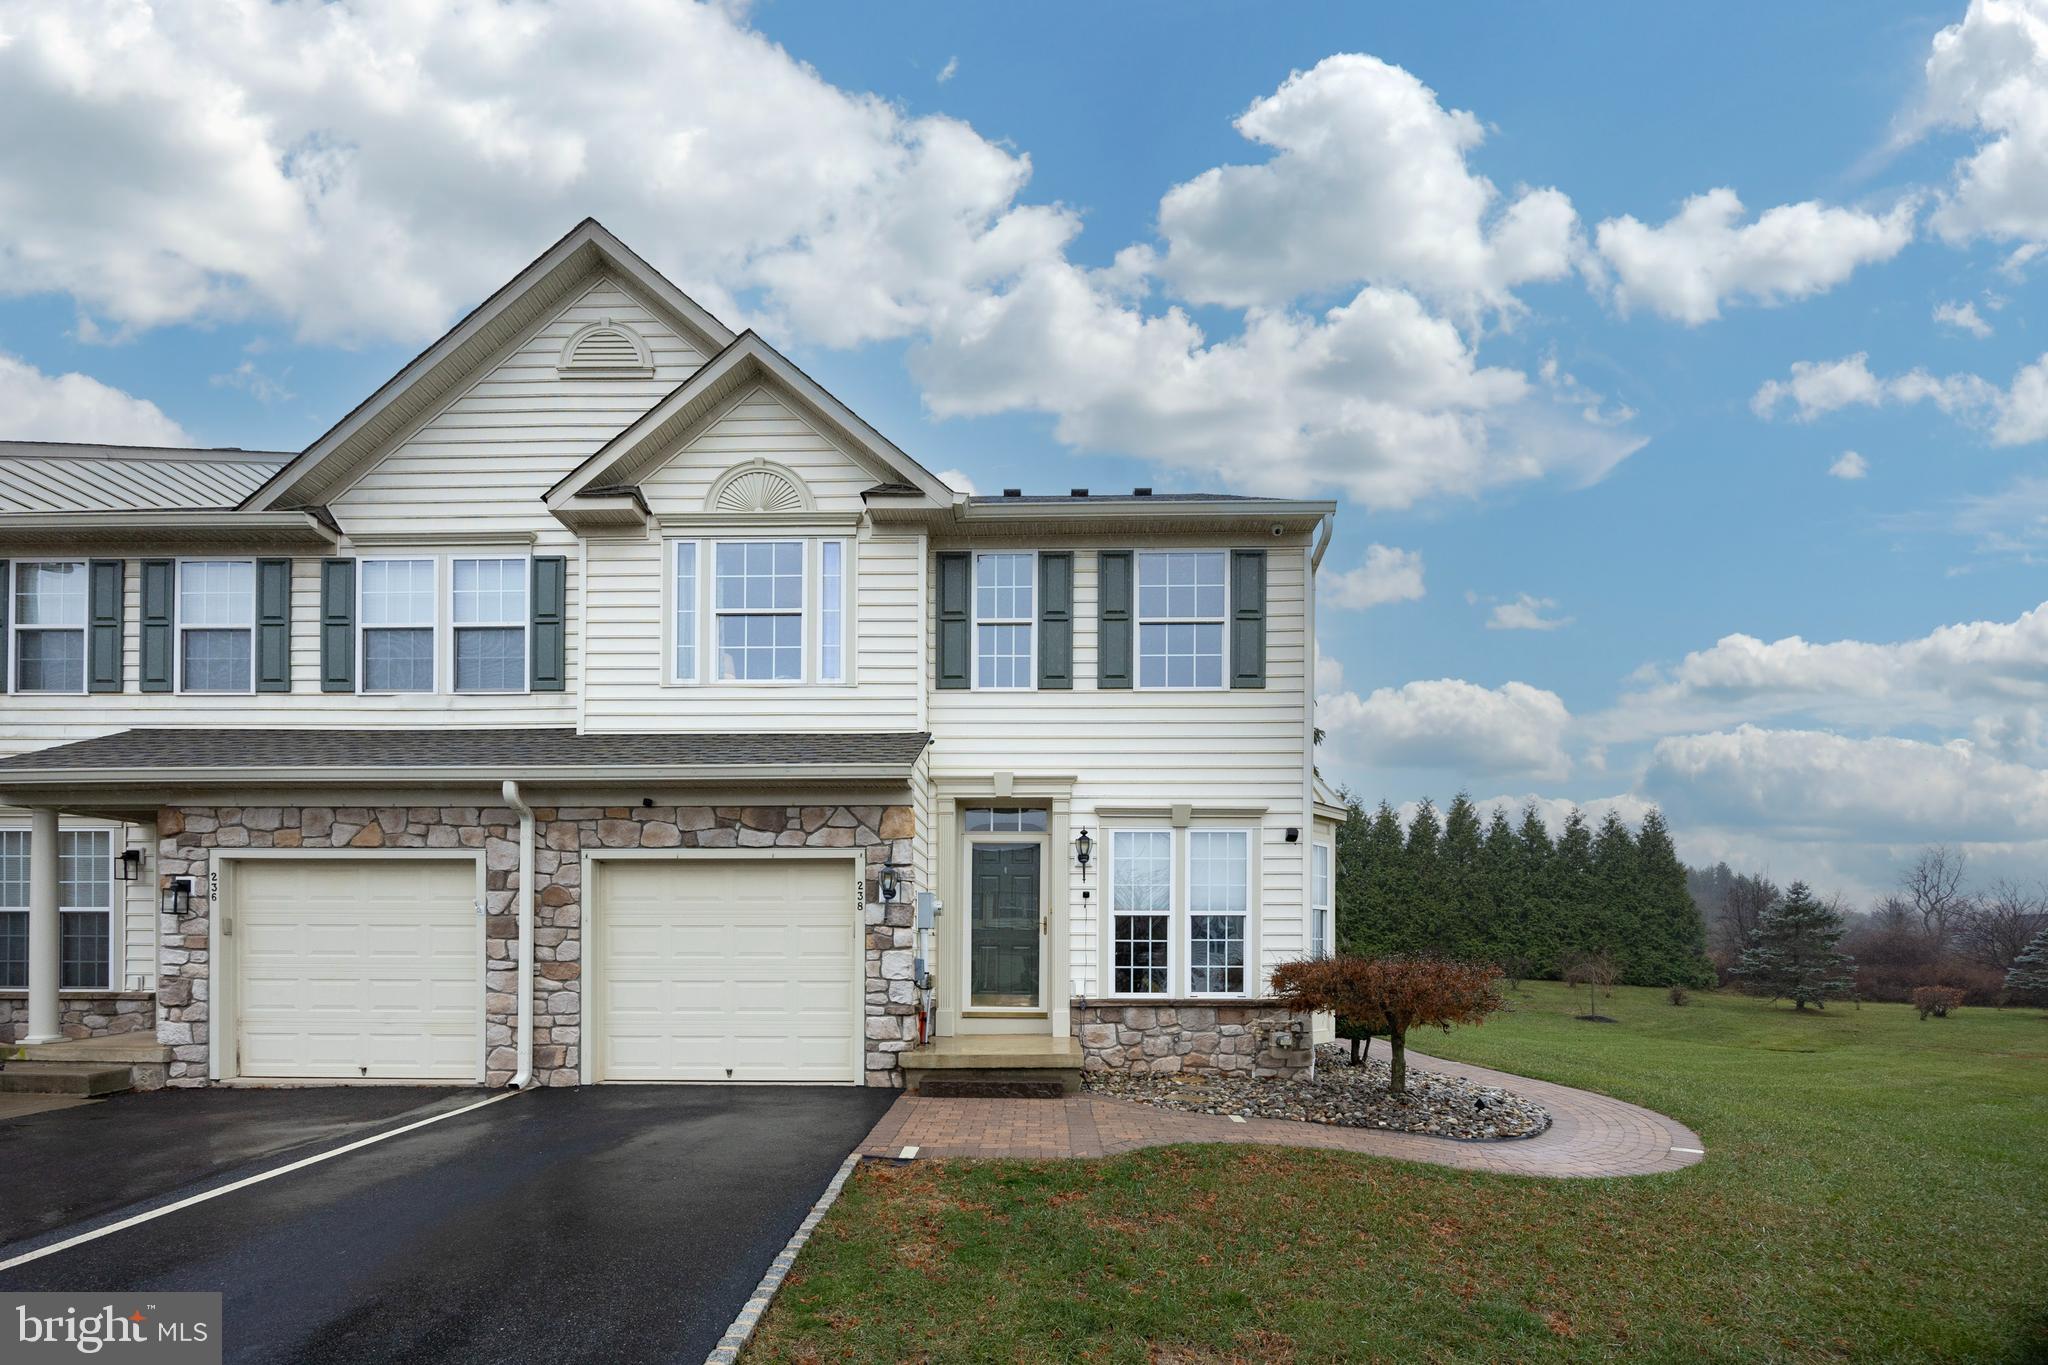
[235,858,481,1082]
[600,858,857,1083]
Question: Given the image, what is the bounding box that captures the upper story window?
[1137,551,1227,689]
[359,558,436,693]
[669,537,849,686]
[12,560,87,694]
[451,557,528,693]
[1311,841,1332,958]
[974,552,1034,689]
[178,560,255,693]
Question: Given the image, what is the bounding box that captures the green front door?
[969,843,1041,1008]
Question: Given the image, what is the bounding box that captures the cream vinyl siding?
[638,386,878,515]
[928,540,1313,999]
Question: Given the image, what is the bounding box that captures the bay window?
[451,557,528,693]
[669,537,850,685]
[973,552,1034,689]
[359,558,436,692]
[12,560,87,693]
[1105,826,1256,997]
[178,559,256,693]
[1312,841,1332,958]
[1136,550,1226,689]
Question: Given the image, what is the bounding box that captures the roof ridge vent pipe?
[501,779,536,1090]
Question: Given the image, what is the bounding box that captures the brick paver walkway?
[858,1050,1704,1177]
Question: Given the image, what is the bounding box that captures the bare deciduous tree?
[1901,846,1972,957]
[1961,879,2048,971]
[1717,874,1779,957]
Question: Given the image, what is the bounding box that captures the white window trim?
[8,558,89,696]
[1311,840,1333,958]
[971,550,1037,691]
[357,555,440,695]
[1107,826,1175,998]
[1134,548,1231,692]
[449,554,532,696]
[1184,827,1254,998]
[0,828,28,990]
[665,536,854,688]
[174,557,258,696]
[57,829,116,993]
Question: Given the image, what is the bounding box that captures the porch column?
[22,806,61,1044]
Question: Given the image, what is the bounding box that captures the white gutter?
[1311,510,1335,570]
[500,778,536,1091]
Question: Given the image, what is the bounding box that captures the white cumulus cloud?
[1829,450,1869,479]
[1747,350,2048,443]
[0,353,190,445]
[1913,0,2048,248]
[1934,299,1993,337]
[1486,593,1571,631]
[1593,188,1916,325]
[1318,678,1573,781]
[1320,543,1425,610]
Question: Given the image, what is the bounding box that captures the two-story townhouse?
[0,220,1341,1092]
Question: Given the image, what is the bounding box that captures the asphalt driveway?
[0,1084,898,1364]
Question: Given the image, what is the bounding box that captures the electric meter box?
[915,891,941,930]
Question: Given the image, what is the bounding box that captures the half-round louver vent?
[558,318,654,376]
[708,460,814,513]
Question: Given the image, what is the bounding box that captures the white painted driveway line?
[0,1089,523,1272]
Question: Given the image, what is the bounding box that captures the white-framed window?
[59,829,113,991]
[359,557,437,693]
[1110,830,1173,995]
[1311,841,1332,958]
[1136,550,1227,689]
[672,540,699,683]
[964,807,1049,833]
[715,540,804,682]
[11,560,88,694]
[451,557,529,693]
[973,552,1035,689]
[0,830,27,990]
[177,559,256,693]
[819,540,846,684]
[1187,829,1251,995]
[669,537,851,686]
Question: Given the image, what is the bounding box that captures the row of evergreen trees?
[1334,794,1715,987]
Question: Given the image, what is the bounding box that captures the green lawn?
[748,984,2048,1363]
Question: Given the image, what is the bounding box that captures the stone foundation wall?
[157,802,916,1088]
[1071,999,1313,1079]
[0,991,155,1044]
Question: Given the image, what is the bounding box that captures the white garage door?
[599,857,859,1083]
[235,857,481,1082]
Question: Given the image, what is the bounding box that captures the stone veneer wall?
[0,991,155,1044]
[157,802,915,1088]
[1070,1000,1313,1079]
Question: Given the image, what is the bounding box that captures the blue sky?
[1,0,2044,898]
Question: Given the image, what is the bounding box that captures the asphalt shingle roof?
[0,728,930,773]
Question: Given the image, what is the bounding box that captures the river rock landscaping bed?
[1081,1042,1551,1140]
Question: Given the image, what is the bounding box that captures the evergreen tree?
[1733,881,1855,1010]
[1476,805,1521,967]
[1345,800,1406,956]
[1551,808,1597,966]
[1515,802,1559,974]
[2005,926,2048,1007]
[1591,811,1639,974]
[1401,799,1444,954]
[1331,790,1373,956]
[1636,809,1714,987]
[1439,794,1486,959]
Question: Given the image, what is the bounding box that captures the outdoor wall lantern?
[1074,828,1093,881]
[115,848,144,882]
[878,863,901,902]
[161,878,192,917]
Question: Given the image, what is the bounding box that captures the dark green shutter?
[935,552,970,690]
[319,558,355,693]
[139,559,174,692]
[1037,552,1072,689]
[88,560,123,693]
[0,561,9,688]
[255,559,292,692]
[531,556,567,692]
[1097,550,1133,689]
[1230,548,1267,689]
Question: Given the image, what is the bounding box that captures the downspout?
[501,779,536,1089]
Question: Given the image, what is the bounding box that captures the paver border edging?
[858,1049,1705,1179]
[705,1151,862,1365]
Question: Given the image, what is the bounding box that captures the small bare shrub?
[1912,985,1965,1020]
[1667,983,1690,1006]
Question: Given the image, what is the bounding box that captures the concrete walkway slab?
[859,1050,1704,1177]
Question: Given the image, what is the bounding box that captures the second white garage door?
[235,857,482,1082]
[598,857,859,1083]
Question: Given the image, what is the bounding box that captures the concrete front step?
[3,1036,171,1066]
[0,1060,135,1096]
[899,1036,1084,1098]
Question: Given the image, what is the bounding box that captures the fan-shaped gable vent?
[708,460,813,513]
[558,318,654,376]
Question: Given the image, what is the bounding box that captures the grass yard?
[748,983,2048,1363]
